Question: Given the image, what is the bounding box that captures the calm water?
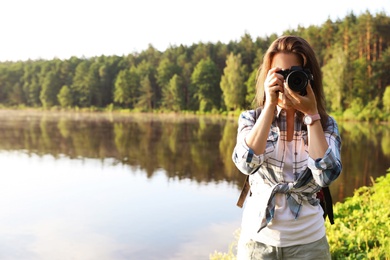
[0,110,388,260]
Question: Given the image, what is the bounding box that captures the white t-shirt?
[240,141,325,247]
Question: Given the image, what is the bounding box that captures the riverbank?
[0,106,389,124]
[0,107,240,121]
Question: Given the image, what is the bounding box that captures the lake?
[0,110,388,260]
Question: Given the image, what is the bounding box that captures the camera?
[276,66,313,95]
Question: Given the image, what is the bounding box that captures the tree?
[40,71,61,108]
[191,58,221,112]
[136,75,154,111]
[0,62,25,106]
[245,68,257,108]
[57,85,73,108]
[136,60,158,108]
[114,66,139,108]
[352,57,372,105]
[157,57,182,110]
[71,61,92,107]
[97,55,123,107]
[322,45,347,112]
[87,62,101,107]
[383,86,390,114]
[192,43,211,65]
[237,32,255,68]
[156,57,181,88]
[220,53,246,110]
[320,18,337,63]
[161,74,184,111]
[22,62,42,106]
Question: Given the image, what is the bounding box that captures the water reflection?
[0,111,238,183]
[0,151,241,259]
[333,121,390,202]
[0,110,389,203]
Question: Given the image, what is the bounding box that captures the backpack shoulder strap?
[236,175,250,208]
[236,108,260,208]
[322,186,335,224]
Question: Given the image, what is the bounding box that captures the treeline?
[1,11,390,120]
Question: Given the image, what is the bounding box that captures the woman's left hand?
[283,82,318,115]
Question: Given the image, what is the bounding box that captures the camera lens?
[286,71,308,95]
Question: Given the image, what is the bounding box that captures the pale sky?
[0,0,389,62]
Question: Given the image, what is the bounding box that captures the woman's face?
[271,52,301,111]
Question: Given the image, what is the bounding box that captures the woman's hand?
[283,81,318,115]
[264,67,284,107]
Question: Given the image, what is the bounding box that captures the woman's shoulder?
[239,107,263,119]
[325,115,340,133]
[326,115,338,124]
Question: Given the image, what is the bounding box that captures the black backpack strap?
[323,186,334,224]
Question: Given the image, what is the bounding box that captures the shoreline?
[0,107,388,124]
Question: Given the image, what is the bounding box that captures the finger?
[284,83,300,103]
[265,78,284,92]
[266,85,281,97]
[269,67,281,73]
[268,67,285,82]
[280,92,294,107]
[306,82,315,97]
[273,84,283,93]
[267,77,279,87]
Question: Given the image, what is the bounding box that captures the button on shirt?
[232,107,342,246]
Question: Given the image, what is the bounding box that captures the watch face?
[304,116,312,125]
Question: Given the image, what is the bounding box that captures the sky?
[0,0,389,62]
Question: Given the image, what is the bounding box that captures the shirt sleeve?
[232,110,264,175]
[308,117,342,187]
[233,139,263,174]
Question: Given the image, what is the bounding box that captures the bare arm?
[307,120,329,159]
[245,68,284,154]
[245,104,276,155]
[283,83,328,158]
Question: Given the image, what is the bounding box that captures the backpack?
[235,108,334,224]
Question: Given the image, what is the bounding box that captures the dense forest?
[1,11,390,121]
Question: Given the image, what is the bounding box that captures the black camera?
[276,66,313,95]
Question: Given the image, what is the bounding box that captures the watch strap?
[304,113,321,125]
[309,113,321,121]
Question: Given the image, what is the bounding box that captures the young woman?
[232,35,342,259]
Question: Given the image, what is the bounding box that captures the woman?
[232,35,342,259]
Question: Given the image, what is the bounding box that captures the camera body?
[276,66,313,96]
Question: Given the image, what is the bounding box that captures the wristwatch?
[303,114,321,125]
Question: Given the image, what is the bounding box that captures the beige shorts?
[237,235,331,260]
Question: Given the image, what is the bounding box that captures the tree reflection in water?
[0,110,388,203]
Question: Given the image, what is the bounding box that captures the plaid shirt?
[232,107,342,232]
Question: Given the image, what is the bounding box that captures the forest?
[0,10,390,121]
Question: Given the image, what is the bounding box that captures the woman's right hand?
[264,67,284,107]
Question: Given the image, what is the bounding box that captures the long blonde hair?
[254,35,328,127]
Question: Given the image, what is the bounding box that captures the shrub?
[326,171,390,259]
